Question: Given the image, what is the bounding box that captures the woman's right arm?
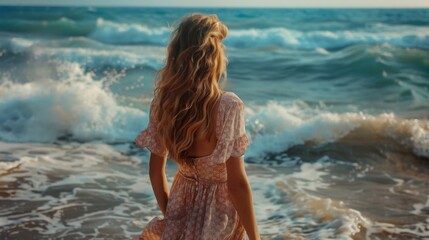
[149,152,169,216]
[226,155,260,240]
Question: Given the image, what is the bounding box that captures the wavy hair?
[152,13,228,164]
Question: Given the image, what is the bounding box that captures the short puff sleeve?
[220,97,250,159]
[134,96,168,157]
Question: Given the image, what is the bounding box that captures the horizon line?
[0,4,428,9]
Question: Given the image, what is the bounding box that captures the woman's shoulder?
[222,91,244,106]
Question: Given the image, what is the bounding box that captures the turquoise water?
[0,6,428,239]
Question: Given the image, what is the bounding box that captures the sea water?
[0,6,428,239]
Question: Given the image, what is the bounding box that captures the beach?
[0,7,428,239]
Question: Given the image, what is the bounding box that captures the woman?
[135,13,260,240]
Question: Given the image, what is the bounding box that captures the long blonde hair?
[153,13,228,163]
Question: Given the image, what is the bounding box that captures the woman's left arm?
[148,152,169,216]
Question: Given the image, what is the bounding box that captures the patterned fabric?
[135,94,168,157]
[135,91,250,240]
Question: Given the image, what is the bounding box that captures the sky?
[0,0,428,8]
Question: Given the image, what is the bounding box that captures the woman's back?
[186,94,222,159]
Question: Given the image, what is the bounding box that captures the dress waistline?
[177,170,227,185]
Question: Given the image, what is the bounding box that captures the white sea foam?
[225,26,429,49]
[249,160,371,239]
[244,101,429,159]
[0,142,152,238]
[288,156,331,191]
[87,19,429,49]
[31,46,164,69]
[0,37,35,53]
[0,35,165,69]
[0,61,148,143]
[90,18,171,45]
[315,48,330,54]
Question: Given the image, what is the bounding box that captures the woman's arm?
[148,152,169,216]
[226,156,260,240]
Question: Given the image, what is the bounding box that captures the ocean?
[0,6,428,240]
